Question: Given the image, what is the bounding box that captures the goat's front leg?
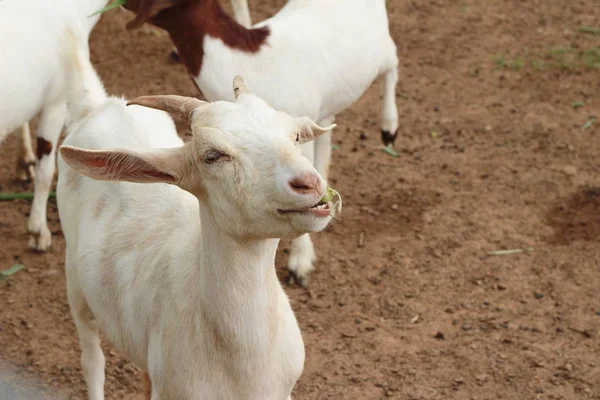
[68,276,105,400]
[287,141,317,288]
[28,103,66,251]
[287,116,335,287]
[15,123,36,182]
[287,233,316,288]
[380,62,399,147]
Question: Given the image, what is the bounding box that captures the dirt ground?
[1,0,600,399]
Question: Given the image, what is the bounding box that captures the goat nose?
[289,174,321,195]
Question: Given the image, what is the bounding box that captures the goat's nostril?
[289,175,319,194]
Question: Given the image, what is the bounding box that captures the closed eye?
[204,150,228,164]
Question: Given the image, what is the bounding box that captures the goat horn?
[233,76,250,99]
[127,95,207,125]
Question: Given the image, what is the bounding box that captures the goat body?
[0,0,107,250]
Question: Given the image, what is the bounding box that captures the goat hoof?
[380,130,397,147]
[27,228,51,252]
[16,159,35,183]
[287,271,309,288]
[168,49,182,64]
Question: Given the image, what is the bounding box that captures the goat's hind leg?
[288,118,336,288]
[67,268,106,400]
[313,116,335,181]
[287,141,317,288]
[28,103,66,251]
[380,52,400,147]
[15,123,36,182]
[287,233,316,288]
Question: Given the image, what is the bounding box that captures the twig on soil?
[358,232,365,247]
[568,327,595,338]
[0,264,24,280]
[487,247,534,256]
[0,192,56,201]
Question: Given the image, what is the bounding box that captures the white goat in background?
[58,76,334,399]
[123,0,399,286]
[0,0,108,250]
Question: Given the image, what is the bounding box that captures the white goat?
[0,0,108,250]
[123,0,399,287]
[58,76,335,400]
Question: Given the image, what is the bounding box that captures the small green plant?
[582,48,600,69]
[530,59,545,71]
[0,192,56,201]
[494,55,524,71]
[577,26,600,35]
[382,144,399,158]
[510,56,524,71]
[0,264,24,280]
[571,100,585,110]
[90,0,127,17]
[319,187,342,216]
[582,117,596,130]
[494,55,508,69]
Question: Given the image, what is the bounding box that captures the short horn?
[127,95,207,125]
[233,76,250,99]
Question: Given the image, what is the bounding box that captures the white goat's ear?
[294,117,337,144]
[59,144,190,184]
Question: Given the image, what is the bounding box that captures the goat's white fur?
[195,0,399,285]
[0,0,107,250]
[58,77,333,399]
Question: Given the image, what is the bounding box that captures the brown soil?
[1,0,600,399]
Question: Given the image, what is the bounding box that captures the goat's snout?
[288,174,322,196]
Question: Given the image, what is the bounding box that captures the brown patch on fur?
[64,170,80,192]
[36,137,53,159]
[143,372,152,400]
[94,196,109,220]
[124,0,270,76]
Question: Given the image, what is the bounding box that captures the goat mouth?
[278,201,332,217]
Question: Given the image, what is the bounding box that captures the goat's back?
[199,0,396,120]
[57,98,198,368]
[0,0,105,130]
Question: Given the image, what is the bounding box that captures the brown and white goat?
[121,0,399,286]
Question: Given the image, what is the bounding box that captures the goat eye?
[295,133,300,143]
[204,150,224,164]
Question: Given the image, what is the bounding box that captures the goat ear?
[59,144,190,185]
[294,117,337,144]
[124,0,187,30]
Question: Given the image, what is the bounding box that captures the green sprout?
[319,187,342,216]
